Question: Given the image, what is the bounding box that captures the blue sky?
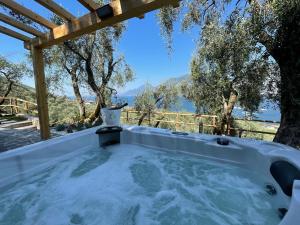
[0,0,199,96]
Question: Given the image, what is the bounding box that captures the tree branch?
[257,30,275,54]
[64,41,86,61]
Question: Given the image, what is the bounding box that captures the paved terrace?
[0,119,60,153]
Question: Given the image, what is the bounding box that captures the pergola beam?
[0,13,44,37]
[28,0,180,49]
[77,0,100,11]
[0,24,31,42]
[0,0,57,29]
[34,0,77,21]
[0,0,180,140]
[31,45,50,140]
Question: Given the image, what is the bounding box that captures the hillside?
[0,77,36,102]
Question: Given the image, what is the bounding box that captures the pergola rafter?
[0,0,180,140]
[0,0,56,29]
[34,0,77,22]
[0,13,44,37]
[0,24,31,41]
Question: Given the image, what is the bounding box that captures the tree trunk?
[272,9,300,148]
[220,90,238,135]
[273,58,300,148]
[84,56,106,122]
[88,96,104,122]
[70,72,86,120]
[138,112,148,126]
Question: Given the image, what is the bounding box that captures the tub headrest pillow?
[270,161,300,196]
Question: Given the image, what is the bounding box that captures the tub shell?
[0,126,299,225]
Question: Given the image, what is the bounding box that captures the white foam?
[0,144,281,225]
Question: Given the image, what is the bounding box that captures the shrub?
[55,124,65,131]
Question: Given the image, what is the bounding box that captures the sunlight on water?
[0,145,281,225]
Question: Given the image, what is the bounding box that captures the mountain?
[120,84,154,97]
[120,75,189,97]
[161,75,189,84]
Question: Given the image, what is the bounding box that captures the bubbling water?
[0,144,280,225]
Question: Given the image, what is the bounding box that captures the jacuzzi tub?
[0,126,299,225]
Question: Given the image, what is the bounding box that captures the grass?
[234,120,278,141]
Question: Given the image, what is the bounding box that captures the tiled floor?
[0,127,42,152]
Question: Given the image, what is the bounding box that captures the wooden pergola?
[0,0,179,139]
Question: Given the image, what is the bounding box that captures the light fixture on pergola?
[0,0,179,140]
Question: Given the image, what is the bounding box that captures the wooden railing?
[121,110,218,133]
[230,118,279,137]
[0,97,38,115]
[0,99,278,138]
[121,109,279,138]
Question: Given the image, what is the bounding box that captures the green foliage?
[48,97,80,124]
[157,1,299,111]
[157,6,180,52]
[84,122,93,129]
[156,83,179,110]
[74,122,85,131]
[45,15,134,120]
[134,84,157,112]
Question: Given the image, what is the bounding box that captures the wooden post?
[238,129,243,138]
[148,110,151,126]
[198,120,204,134]
[10,98,13,115]
[126,110,129,123]
[175,113,179,131]
[25,102,29,114]
[31,45,50,140]
[14,98,18,113]
[213,116,216,129]
[227,117,231,135]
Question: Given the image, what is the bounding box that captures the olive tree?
[134,83,179,126]
[0,56,30,105]
[64,26,134,123]
[5,1,134,124]
[158,0,300,147]
[182,12,272,134]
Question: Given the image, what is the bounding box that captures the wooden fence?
[0,97,38,115]
[121,110,217,133]
[0,98,279,138]
[121,109,279,137]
